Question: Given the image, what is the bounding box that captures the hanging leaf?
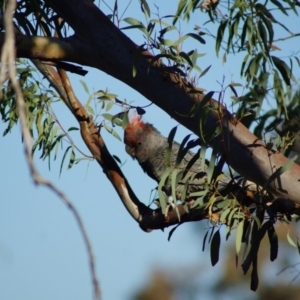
[267,224,278,261]
[166,126,178,165]
[272,56,291,86]
[202,230,209,252]
[250,257,259,291]
[236,220,244,259]
[210,229,221,266]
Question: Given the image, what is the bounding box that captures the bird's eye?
[137,142,142,146]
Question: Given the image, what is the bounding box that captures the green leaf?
[175,134,191,167]
[228,84,238,97]
[79,80,89,94]
[172,0,187,25]
[53,133,66,160]
[232,13,240,37]
[207,146,217,183]
[167,223,181,241]
[242,221,269,275]
[158,168,171,215]
[260,13,274,48]
[199,65,211,79]
[151,18,171,28]
[102,113,113,121]
[190,91,214,142]
[294,56,300,67]
[210,230,221,266]
[140,0,150,18]
[104,124,122,141]
[245,15,254,49]
[216,20,228,56]
[199,142,207,171]
[257,20,268,53]
[179,51,193,67]
[250,257,259,291]
[106,101,114,112]
[133,44,146,77]
[113,154,122,164]
[122,18,148,35]
[236,220,244,259]
[166,126,178,165]
[202,230,209,252]
[180,179,189,204]
[111,114,124,127]
[220,207,231,223]
[264,155,298,190]
[208,226,215,243]
[173,34,189,47]
[191,48,198,68]
[87,106,95,115]
[159,25,177,37]
[170,170,183,219]
[267,224,278,261]
[185,33,206,44]
[287,232,297,247]
[241,53,250,77]
[67,148,76,169]
[60,145,72,175]
[270,0,288,16]
[271,56,292,86]
[240,16,249,48]
[68,127,79,132]
[246,53,263,78]
[181,149,200,181]
[241,219,251,244]
[147,22,155,36]
[222,52,226,64]
[122,112,129,130]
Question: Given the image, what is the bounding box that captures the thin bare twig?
[273,32,300,43]
[0,1,101,299]
[49,105,94,159]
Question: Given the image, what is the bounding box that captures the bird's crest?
[125,114,146,132]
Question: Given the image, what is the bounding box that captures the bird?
[124,114,231,202]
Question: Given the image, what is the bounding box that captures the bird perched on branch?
[124,115,230,201]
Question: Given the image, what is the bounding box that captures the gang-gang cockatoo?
[124,115,231,202]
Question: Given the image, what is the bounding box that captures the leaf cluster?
[121,1,208,79]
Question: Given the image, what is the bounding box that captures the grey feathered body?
[125,122,230,199]
[141,141,208,196]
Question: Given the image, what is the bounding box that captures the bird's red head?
[124,115,147,147]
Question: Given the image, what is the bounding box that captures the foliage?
[173,0,300,136]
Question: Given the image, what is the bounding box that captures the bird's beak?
[125,145,136,157]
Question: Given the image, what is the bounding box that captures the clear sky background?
[1,1,300,300]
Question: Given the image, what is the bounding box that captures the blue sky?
[1,1,300,299]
